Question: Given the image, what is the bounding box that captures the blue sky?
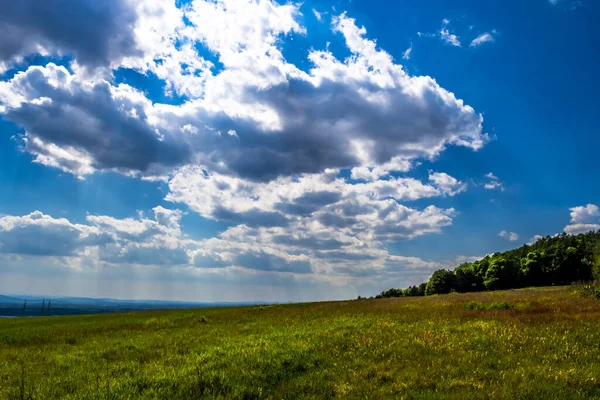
[0,0,598,302]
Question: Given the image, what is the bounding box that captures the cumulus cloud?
[0,211,108,256]
[0,0,141,73]
[564,204,600,234]
[499,230,519,241]
[0,64,192,176]
[428,171,467,196]
[0,0,491,294]
[0,2,486,181]
[0,207,192,266]
[165,166,462,228]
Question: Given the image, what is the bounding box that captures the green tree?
[454,263,482,292]
[425,269,457,295]
[484,258,520,290]
[593,240,600,281]
[520,251,543,286]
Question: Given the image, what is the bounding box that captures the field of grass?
[1,286,600,399]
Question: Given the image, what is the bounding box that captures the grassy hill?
[1,286,600,399]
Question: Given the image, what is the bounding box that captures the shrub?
[580,285,600,299]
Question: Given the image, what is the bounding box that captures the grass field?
[1,286,600,399]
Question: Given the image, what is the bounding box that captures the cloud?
[312,9,323,22]
[484,172,504,191]
[0,207,193,266]
[529,234,545,245]
[0,4,487,181]
[419,19,463,48]
[0,0,141,73]
[234,251,312,274]
[0,211,108,256]
[530,205,599,240]
[548,0,584,9]
[564,204,600,234]
[568,204,599,224]
[403,44,412,60]
[0,0,491,296]
[470,31,496,47]
[165,166,463,227]
[499,230,519,241]
[0,64,192,176]
[440,19,461,47]
[428,171,467,196]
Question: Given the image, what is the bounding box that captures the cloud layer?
[0,0,493,298]
[0,2,486,180]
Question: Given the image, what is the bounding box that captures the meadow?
[1,286,600,399]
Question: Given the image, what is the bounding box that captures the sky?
[0,0,599,302]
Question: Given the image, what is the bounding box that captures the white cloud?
[403,44,412,60]
[499,230,519,241]
[312,9,323,22]
[0,211,108,256]
[165,166,462,247]
[470,31,496,47]
[440,19,461,47]
[0,0,492,299]
[528,234,545,245]
[564,204,600,234]
[568,204,599,224]
[484,172,504,191]
[428,171,467,196]
[0,4,487,181]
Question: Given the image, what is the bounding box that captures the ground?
[1,286,600,399]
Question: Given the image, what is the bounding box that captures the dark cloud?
[0,0,141,69]
[194,75,483,181]
[275,191,342,216]
[4,65,192,174]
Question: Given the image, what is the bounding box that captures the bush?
[580,285,600,299]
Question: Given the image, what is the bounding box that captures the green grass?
[462,301,514,311]
[2,286,600,399]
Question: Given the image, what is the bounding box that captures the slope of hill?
[1,286,600,399]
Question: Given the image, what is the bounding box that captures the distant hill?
[0,295,25,306]
[0,295,262,317]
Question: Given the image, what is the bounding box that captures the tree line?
[375,231,600,299]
